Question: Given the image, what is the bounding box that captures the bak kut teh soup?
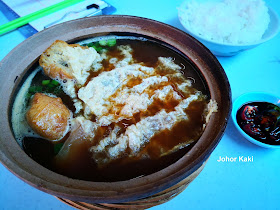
[11,36,218,182]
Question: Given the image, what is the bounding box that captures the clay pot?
[0,16,231,208]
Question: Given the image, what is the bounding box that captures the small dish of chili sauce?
[237,102,280,145]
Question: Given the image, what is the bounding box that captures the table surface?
[0,0,280,209]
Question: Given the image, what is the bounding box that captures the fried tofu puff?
[26,93,71,141]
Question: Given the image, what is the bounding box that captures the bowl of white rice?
[178,0,279,56]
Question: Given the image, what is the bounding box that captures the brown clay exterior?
[56,160,207,209]
[0,16,231,204]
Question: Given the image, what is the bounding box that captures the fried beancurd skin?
[26,93,71,141]
[39,40,76,80]
[39,40,97,84]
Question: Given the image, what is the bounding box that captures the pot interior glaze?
[0,15,231,203]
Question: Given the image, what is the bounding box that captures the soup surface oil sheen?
[12,37,213,182]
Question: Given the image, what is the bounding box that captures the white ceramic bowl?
[178,0,280,56]
[232,92,280,149]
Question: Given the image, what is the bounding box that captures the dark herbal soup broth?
[12,36,209,182]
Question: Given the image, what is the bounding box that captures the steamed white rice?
[178,0,270,44]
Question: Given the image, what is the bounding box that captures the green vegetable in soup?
[98,40,107,46]
[50,80,59,86]
[84,38,117,52]
[26,79,63,102]
[42,80,50,86]
[54,143,64,155]
[107,39,117,47]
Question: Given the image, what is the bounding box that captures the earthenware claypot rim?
[0,15,231,203]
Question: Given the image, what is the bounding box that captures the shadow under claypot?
[0,15,231,209]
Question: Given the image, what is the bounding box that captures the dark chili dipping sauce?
[237,102,280,145]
